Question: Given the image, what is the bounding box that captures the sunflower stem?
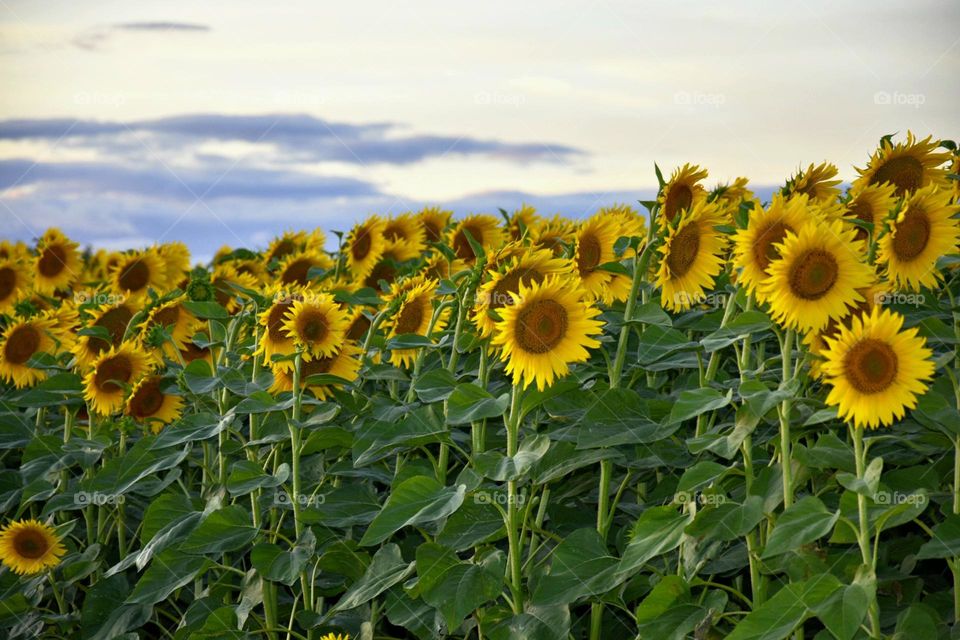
[288,352,312,617]
[778,329,795,509]
[505,384,524,614]
[852,427,882,638]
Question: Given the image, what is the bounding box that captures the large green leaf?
[531,528,618,605]
[329,544,414,613]
[180,505,260,554]
[618,506,693,577]
[727,574,842,640]
[127,550,209,605]
[447,383,510,425]
[360,476,466,546]
[416,542,504,629]
[762,496,839,558]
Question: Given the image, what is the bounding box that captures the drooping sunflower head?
[710,177,754,219]
[125,375,184,433]
[71,300,137,367]
[784,162,842,203]
[382,214,426,262]
[345,216,387,281]
[110,249,167,301]
[854,131,952,196]
[0,258,30,314]
[449,214,506,263]
[386,278,448,368]
[416,206,453,244]
[363,248,405,290]
[472,249,573,338]
[573,214,620,301]
[507,204,541,241]
[34,228,81,294]
[0,316,59,388]
[822,307,935,429]
[732,193,811,300]
[659,164,709,223]
[277,250,334,288]
[844,182,898,244]
[282,293,350,359]
[491,275,603,390]
[155,241,191,290]
[0,519,66,575]
[269,342,362,400]
[656,199,728,312]
[760,219,875,333]
[877,184,960,292]
[83,342,155,415]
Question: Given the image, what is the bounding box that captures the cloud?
[72,22,211,51]
[0,114,584,166]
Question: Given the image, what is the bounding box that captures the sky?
[1,0,958,262]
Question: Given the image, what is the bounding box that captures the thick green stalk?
[288,352,312,617]
[505,385,524,613]
[779,329,795,508]
[853,427,881,638]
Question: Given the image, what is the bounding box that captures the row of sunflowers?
[0,131,958,639]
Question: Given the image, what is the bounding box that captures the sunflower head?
[854,131,952,196]
[0,316,61,388]
[656,199,728,312]
[385,278,448,368]
[277,250,333,288]
[141,297,200,356]
[34,228,81,294]
[710,177,754,219]
[125,375,184,433]
[532,215,577,257]
[72,300,137,367]
[417,206,453,244]
[507,204,541,241]
[877,184,960,291]
[110,249,167,301]
[449,215,506,263]
[844,182,897,244]
[211,263,260,312]
[822,307,935,429]
[0,519,66,575]
[270,342,362,400]
[784,162,842,203]
[265,231,309,265]
[760,219,874,332]
[382,214,427,262]
[0,258,30,314]
[83,342,155,415]
[345,216,387,281]
[155,242,191,290]
[659,164,709,223]
[491,275,603,390]
[282,293,350,359]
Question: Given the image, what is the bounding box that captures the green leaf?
[686,496,764,542]
[447,383,510,425]
[81,574,152,640]
[762,497,839,558]
[88,439,189,497]
[180,505,260,554]
[416,542,505,629]
[226,460,289,496]
[531,528,619,605]
[474,434,550,481]
[635,575,690,622]
[127,550,209,605]
[629,302,673,327]
[727,574,842,640]
[413,368,457,403]
[667,388,732,424]
[251,530,315,586]
[677,461,729,493]
[618,506,693,577]
[329,544,414,613]
[575,388,676,448]
[353,407,449,467]
[836,457,882,497]
[360,476,466,546]
[636,325,699,365]
[182,359,219,393]
[437,499,504,551]
[916,513,960,559]
[182,300,230,320]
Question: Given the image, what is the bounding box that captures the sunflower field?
[1,132,960,640]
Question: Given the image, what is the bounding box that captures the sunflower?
[760,220,874,333]
[877,185,960,291]
[532,214,577,257]
[278,250,333,287]
[732,194,811,300]
[710,177,754,219]
[180,341,215,368]
[141,297,200,357]
[472,249,573,338]
[211,264,260,312]
[449,215,506,263]
[854,132,952,196]
[951,153,960,202]
[0,258,30,314]
[256,286,307,363]
[417,206,453,244]
[596,205,647,303]
[844,182,897,243]
[265,231,309,265]
[345,308,373,341]
[573,214,620,301]
[507,204,541,241]
[0,240,30,263]
[269,342,362,400]
[656,200,728,312]
[125,375,184,432]
[0,316,61,388]
[156,242,191,290]
[803,284,881,378]
[282,293,350,359]
[0,519,66,575]
[822,307,934,429]
[659,164,709,223]
[383,214,426,261]
[34,228,80,294]
[491,275,602,390]
[345,216,387,280]
[83,343,154,415]
[384,278,449,368]
[72,301,137,367]
[110,249,167,301]
[319,634,350,640]
[363,250,405,290]
[784,162,842,203]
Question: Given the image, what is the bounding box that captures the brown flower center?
[490,269,544,310]
[268,239,296,262]
[151,305,180,331]
[37,245,68,278]
[267,302,294,343]
[663,184,693,222]
[91,306,133,355]
[515,299,568,354]
[351,231,372,261]
[302,354,335,376]
[365,260,397,288]
[4,325,41,365]
[843,338,898,394]
[13,528,49,559]
[788,249,838,300]
[577,234,602,274]
[346,313,371,341]
[394,297,426,335]
[453,225,484,261]
[128,377,165,418]
[118,260,150,292]
[423,220,442,243]
[298,310,330,343]
[752,221,790,272]
[891,207,930,261]
[870,155,923,195]
[666,223,701,277]
[94,354,133,393]
[281,258,313,286]
[0,266,17,301]
[848,199,874,243]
